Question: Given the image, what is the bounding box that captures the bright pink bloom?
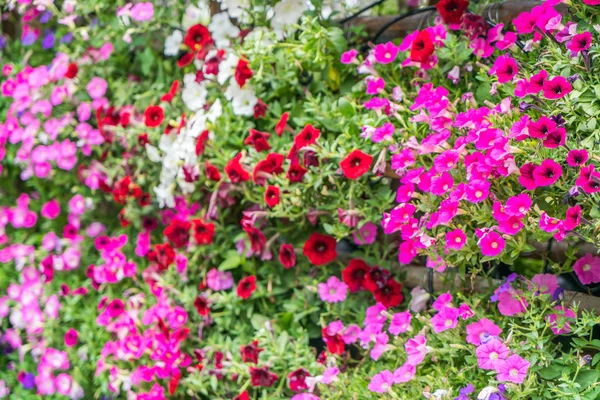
[566,149,589,167]
[388,311,412,335]
[432,292,452,311]
[564,205,582,230]
[340,49,358,64]
[490,55,518,83]
[41,199,61,219]
[476,339,509,370]
[567,32,592,55]
[479,231,505,257]
[373,42,399,64]
[505,194,531,217]
[445,228,466,251]
[405,334,427,365]
[545,305,577,335]
[542,76,572,99]
[86,77,107,99]
[431,306,459,333]
[130,2,154,21]
[519,163,538,190]
[368,370,394,393]
[393,363,416,383]
[497,291,528,316]
[573,253,600,285]
[531,274,559,295]
[527,70,548,94]
[318,276,348,303]
[466,318,502,346]
[533,159,562,186]
[496,354,530,384]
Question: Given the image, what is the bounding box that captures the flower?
[318,276,348,303]
[490,55,518,83]
[225,153,251,183]
[368,370,394,393]
[573,253,600,285]
[436,0,469,24]
[278,244,296,268]
[194,296,210,315]
[445,228,467,251]
[294,124,320,148]
[431,306,459,333]
[288,368,310,391]
[191,219,215,245]
[373,278,404,308]
[275,112,289,136]
[353,222,378,245]
[497,291,528,316]
[184,24,212,52]
[405,334,427,365]
[340,149,373,179]
[342,259,371,292]
[479,231,505,257]
[410,30,435,63]
[86,77,107,99]
[303,233,337,266]
[240,341,264,364]
[542,76,572,99]
[206,269,234,291]
[531,274,559,295]
[567,32,592,55]
[264,186,280,208]
[476,339,509,370]
[249,366,278,387]
[545,305,577,335]
[393,363,416,383]
[64,328,78,347]
[496,354,530,384]
[566,149,589,167]
[131,2,154,21]
[388,311,412,335]
[374,42,399,64]
[163,219,191,248]
[144,105,165,128]
[237,276,257,299]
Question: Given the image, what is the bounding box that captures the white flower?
[154,183,175,208]
[208,12,241,48]
[226,82,258,116]
[182,80,208,111]
[145,144,162,162]
[271,0,307,32]
[217,53,239,85]
[220,0,248,20]
[182,3,211,30]
[477,387,499,400]
[244,27,275,50]
[164,30,183,56]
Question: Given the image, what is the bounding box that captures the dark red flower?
[340,149,373,179]
[191,219,215,245]
[194,296,210,316]
[303,233,337,266]
[321,328,345,354]
[294,124,320,148]
[317,350,327,364]
[138,192,151,207]
[249,366,278,388]
[168,370,181,396]
[461,13,488,40]
[118,209,130,227]
[184,24,212,52]
[237,276,257,299]
[65,62,78,79]
[195,130,210,156]
[163,219,191,248]
[204,49,225,75]
[373,278,404,308]
[235,58,253,87]
[244,226,266,254]
[137,133,149,147]
[303,150,320,168]
[160,80,179,103]
[177,52,195,68]
[233,391,250,400]
[253,153,285,184]
[225,153,251,183]
[265,186,280,208]
[144,105,164,128]
[245,128,271,152]
[436,0,469,25]
[363,266,391,293]
[119,112,131,127]
[410,30,435,63]
[275,112,289,136]
[206,161,221,181]
[278,243,296,269]
[342,259,371,292]
[149,242,176,270]
[288,368,310,391]
[254,99,267,119]
[240,341,264,364]
[287,162,308,183]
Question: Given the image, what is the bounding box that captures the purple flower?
[0,35,7,50]
[61,33,74,44]
[318,276,348,303]
[42,31,56,50]
[40,12,52,24]
[22,373,35,390]
[455,383,474,400]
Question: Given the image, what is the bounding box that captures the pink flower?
[130,2,154,22]
[405,334,427,365]
[368,370,394,393]
[466,318,502,345]
[564,205,582,230]
[531,274,559,295]
[445,228,466,251]
[431,306,459,333]
[476,339,509,370]
[388,311,412,335]
[573,253,600,285]
[458,303,474,319]
[373,42,399,64]
[340,49,358,64]
[432,292,452,311]
[54,373,72,395]
[567,32,592,55]
[86,77,107,99]
[393,363,416,383]
[533,159,562,187]
[68,194,86,215]
[542,76,572,99]
[206,269,234,291]
[353,222,378,245]
[64,328,78,347]
[370,332,389,360]
[545,305,576,335]
[505,194,531,217]
[497,290,528,316]
[479,231,505,257]
[41,199,60,219]
[566,149,589,167]
[527,69,548,94]
[318,276,348,303]
[433,150,459,172]
[496,354,530,384]
[490,55,518,83]
[366,77,385,95]
[519,163,538,190]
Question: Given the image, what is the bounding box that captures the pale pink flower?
[496,354,530,384]
[476,339,509,370]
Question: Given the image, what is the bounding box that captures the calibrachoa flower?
[368,370,394,393]
[573,253,600,284]
[303,233,337,266]
[495,354,530,384]
[237,276,256,299]
[318,276,348,303]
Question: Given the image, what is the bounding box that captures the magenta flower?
[373,42,399,64]
[567,32,592,56]
[531,274,559,295]
[68,194,86,215]
[206,268,234,291]
[431,292,452,311]
[573,253,600,285]
[405,334,427,365]
[545,305,576,335]
[445,228,466,251]
[340,49,358,64]
[479,231,505,257]
[505,194,531,217]
[496,354,530,384]
[466,318,502,345]
[497,290,528,316]
[433,150,459,172]
[368,370,394,393]
[476,339,509,370]
[566,149,589,167]
[393,363,416,383]
[370,332,389,360]
[318,276,348,303]
[526,69,548,94]
[564,205,582,231]
[41,199,60,219]
[366,77,385,95]
[353,222,377,245]
[542,76,572,99]
[388,311,412,335]
[458,303,474,319]
[519,163,538,190]
[86,77,107,100]
[490,55,518,83]
[130,2,154,22]
[533,159,562,187]
[431,306,459,333]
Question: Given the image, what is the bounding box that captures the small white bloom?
[164,30,183,56]
[182,80,208,111]
[231,87,258,116]
[220,0,248,20]
[477,387,498,400]
[145,144,162,162]
[217,53,239,85]
[182,3,211,30]
[271,0,307,33]
[209,12,241,48]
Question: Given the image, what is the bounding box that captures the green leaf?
[251,314,269,331]
[219,250,242,271]
[575,370,600,391]
[337,98,355,118]
[537,366,562,380]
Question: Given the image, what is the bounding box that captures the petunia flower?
[495,354,530,384]
[368,370,394,393]
[573,253,600,285]
[318,276,348,303]
[542,76,572,99]
[431,306,459,333]
[490,55,518,83]
[476,339,509,370]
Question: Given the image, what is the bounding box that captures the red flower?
[436,0,469,25]
[137,133,149,147]
[163,219,191,248]
[321,328,345,354]
[184,24,212,52]
[373,278,404,308]
[342,259,371,292]
[225,153,251,183]
[278,244,296,269]
[191,219,215,245]
[288,368,310,391]
[168,370,181,396]
[204,49,225,75]
[196,130,210,156]
[363,266,391,293]
[410,30,435,63]
[254,99,267,119]
[65,62,78,79]
[245,128,271,152]
[205,161,221,181]
[275,112,289,136]
[237,276,257,299]
[138,192,151,207]
[194,296,210,316]
[233,391,250,400]
[244,226,266,254]
[118,209,130,227]
[253,153,284,184]
[249,366,278,388]
[287,162,308,183]
[294,124,320,148]
[304,150,319,168]
[303,233,337,266]
[340,149,373,179]
[160,80,179,103]
[144,105,165,128]
[149,242,176,270]
[235,58,253,88]
[240,341,264,364]
[177,52,195,68]
[265,186,280,208]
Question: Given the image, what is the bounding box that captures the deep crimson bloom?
[195,130,210,156]
[235,58,253,87]
[163,219,191,248]
[373,278,404,308]
[363,266,391,293]
[168,370,181,396]
[245,128,271,152]
[303,233,337,266]
[137,133,149,147]
[304,150,320,167]
[191,219,215,245]
[321,328,345,354]
[294,124,320,148]
[194,296,210,316]
[240,341,263,364]
[342,259,371,292]
[249,366,278,387]
[244,226,266,254]
[410,30,435,63]
[340,149,373,179]
[253,153,285,184]
[543,76,572,99]
[206,161,221,181]
[275,112,289,136]
[264,185,280,208]
[177,52,195,68]
[233,392,249,400]
[225,153,251,183]
[436,0,469,24]
[288,368,310,391]
[237,276,257,299]
[204,49,225,75]
[149,242,176,270]
[287,162,308,183]
[278,244,296,269]
[566,149,589,167]
[160,80,179,103]
[184,24,212,52]
[254,99,267,119]
[533,159,563,186]
[144,105,165,128]
[65,62,78,79]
